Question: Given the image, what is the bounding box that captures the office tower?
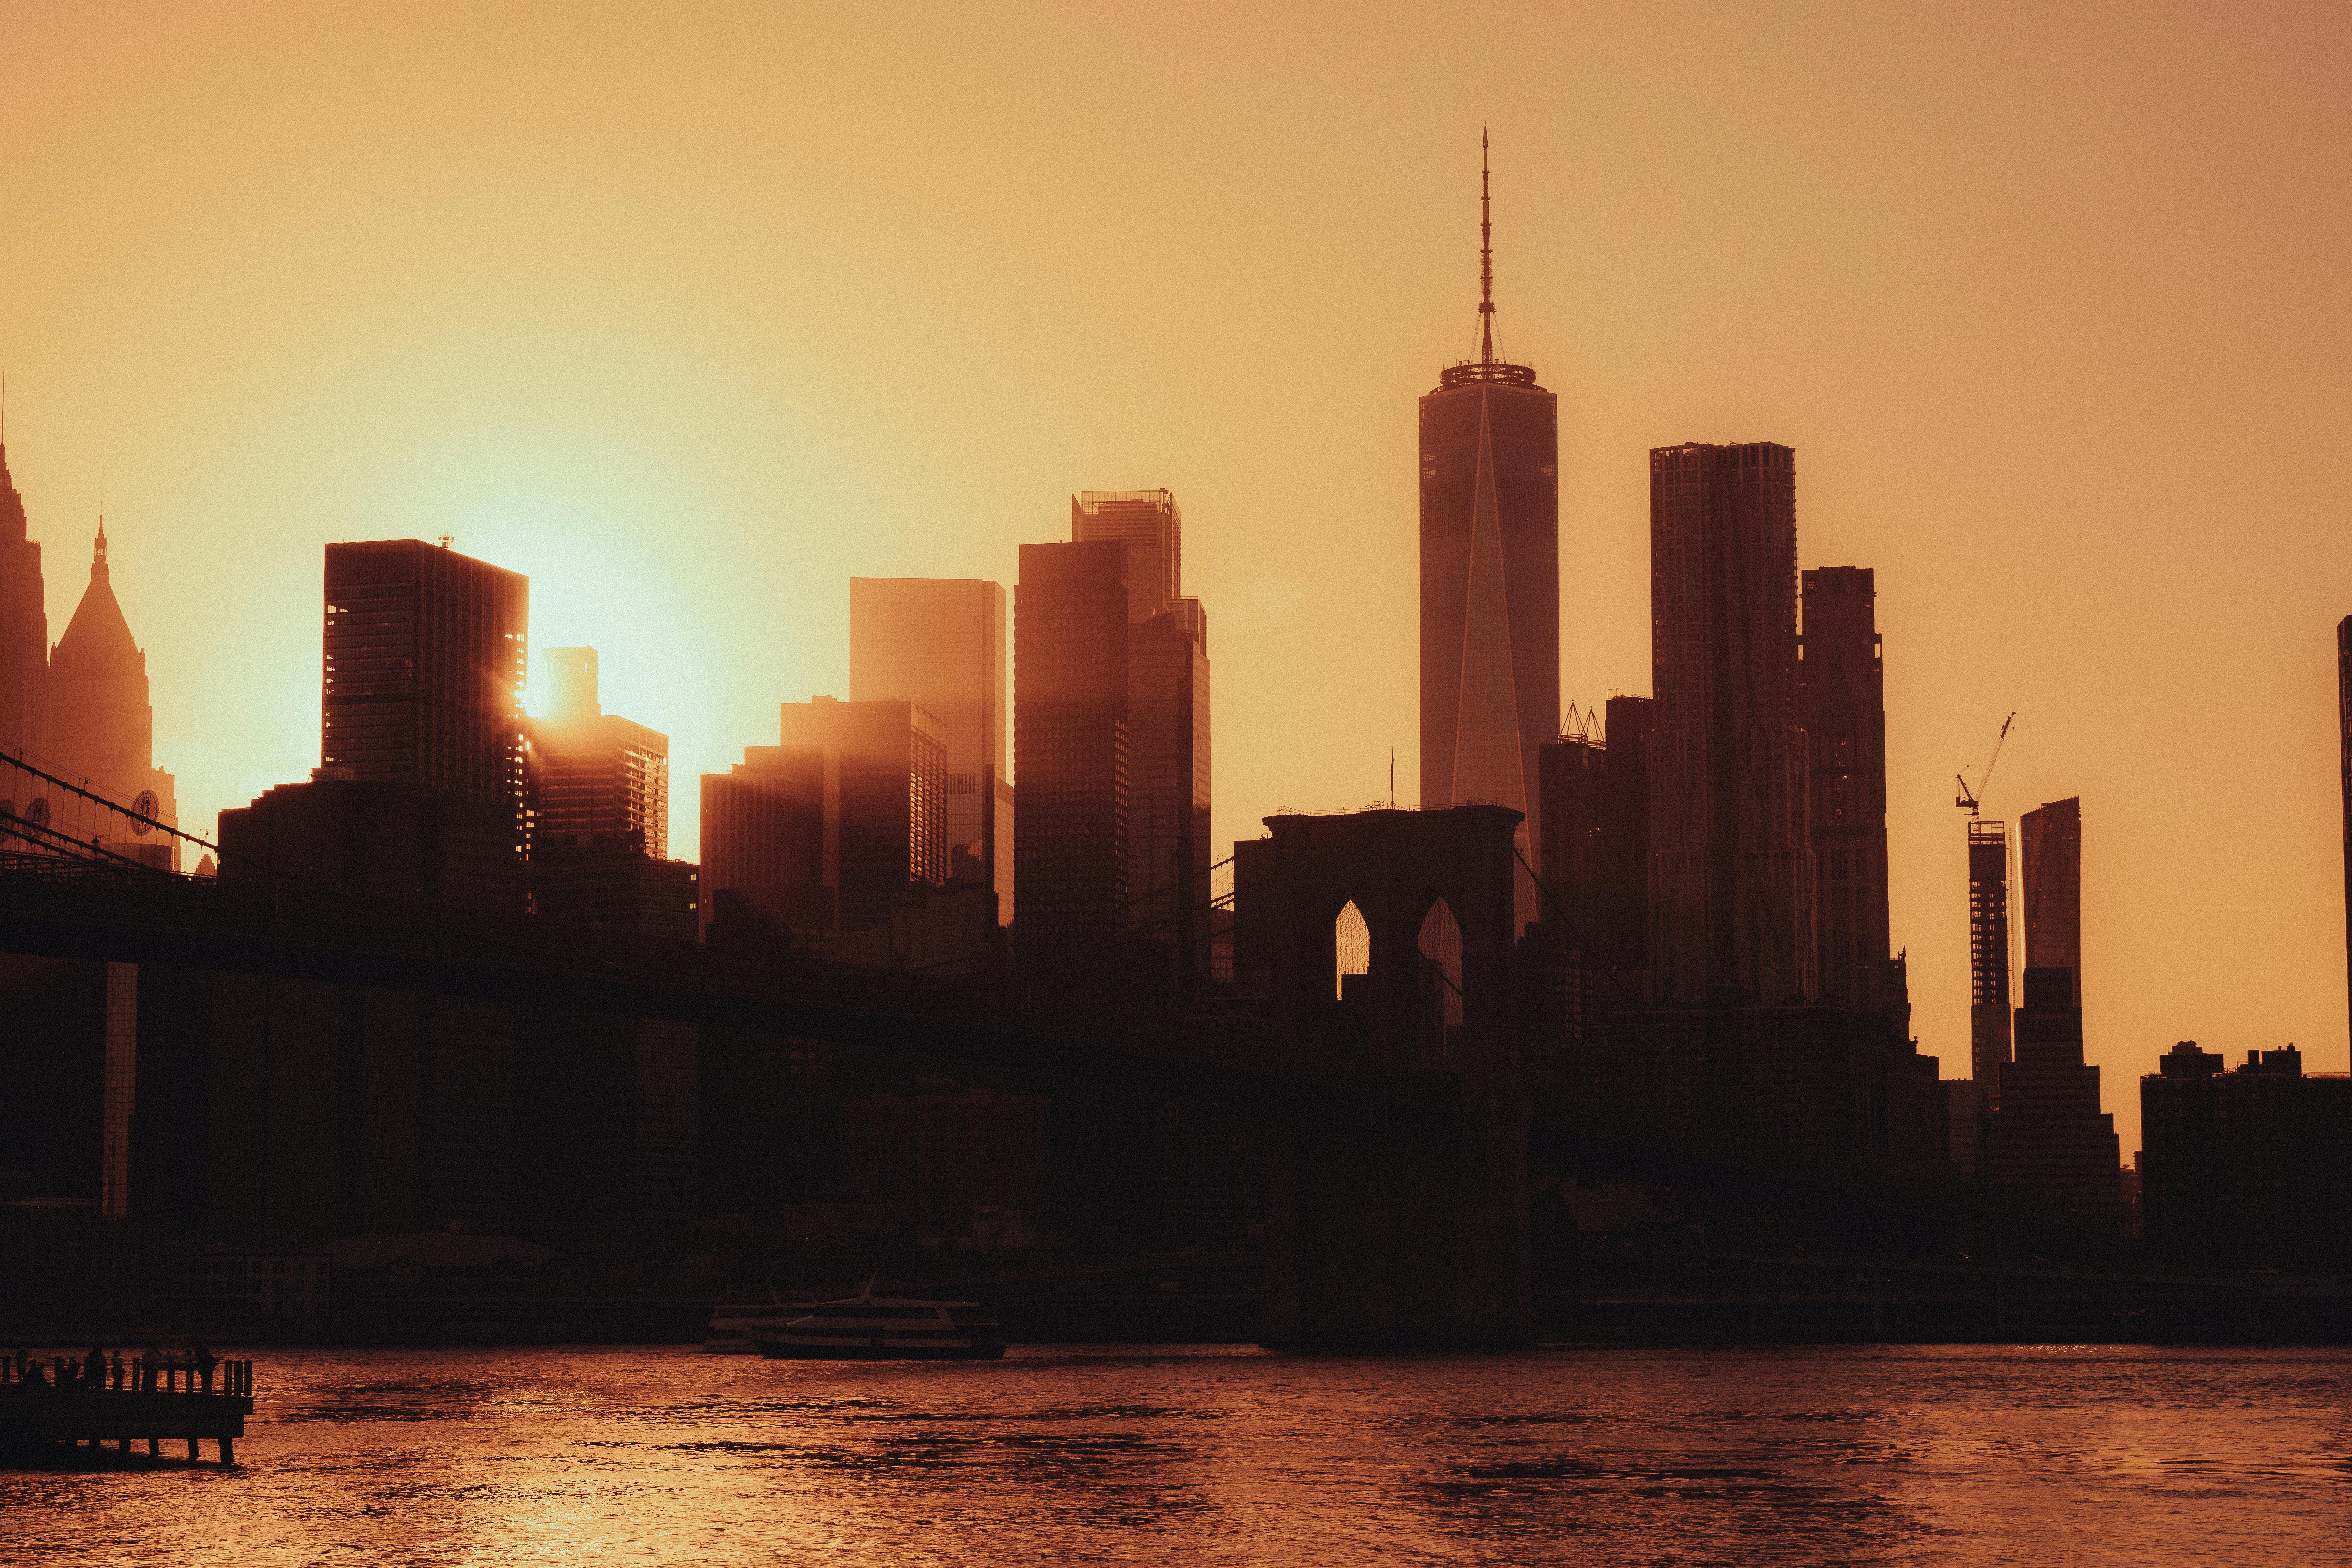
[1799,567,1901,1022]
[1968,820,2013,1092]
[2142,1042,2352,1272]
[1072,490,1181,622]
[850,578,1011,920]
[529,647,670,859]
[2021,797,2082,1002]
[1980,966,2122,1235]
[322,539,529,855]
[46,523,178,868]
[1647,441,1813,1008]
[0,439,45,759]
[1599,695,1653,973]
[1015,539,1129,961]
[700,745,836,935]
[775,697,947,930]
[1419,141,1559,891]
[2338,617,2350,1051]
[1070,492,1213,975]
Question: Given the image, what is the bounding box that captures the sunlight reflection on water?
[5,1343,2350,1566]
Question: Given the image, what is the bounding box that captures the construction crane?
[1956,712,2017,817]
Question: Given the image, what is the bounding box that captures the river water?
[4,1344,2349,1565]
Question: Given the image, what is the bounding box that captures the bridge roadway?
[0,855,1464,1123]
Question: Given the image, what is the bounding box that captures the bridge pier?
[1259,1101,1532,1347]
[1237,807,1535,1349]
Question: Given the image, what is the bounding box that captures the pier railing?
[1,1352,251,1396]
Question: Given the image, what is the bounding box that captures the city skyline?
[2,3,2348,1159]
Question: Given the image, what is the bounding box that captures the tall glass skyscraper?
[1419,141,1558,896]
[1647,441,1814,1009]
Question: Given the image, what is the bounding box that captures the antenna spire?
[1478,127,1496,365]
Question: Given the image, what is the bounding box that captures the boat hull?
[751,1338,1006,1362]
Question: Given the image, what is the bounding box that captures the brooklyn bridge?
[0,749,1956,1347]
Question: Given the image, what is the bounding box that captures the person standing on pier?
[192,1344,216,1394]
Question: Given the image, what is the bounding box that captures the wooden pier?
[0,1353,254,1465]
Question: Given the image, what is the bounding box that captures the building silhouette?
[850,577,1012,920]
[2021,797,2082,1003]
[1419,141,1558,901]
[1071,491,1211,983]
[1798,566,1903,1024]
[777,698,947,931]
[529,646,669,860]
[42,522,180,868]
[1967,819,2013,1093]
[322,539,529,857]
[0,439,46,761]
[1979,966,2121,1237]
[2338,616,2351,1052]
[1647,440,1813,1008]
[1015,539,1129,964]
[700,743,835,936]
[2141,1041,2352,1272]
[1534,696,1651,1035]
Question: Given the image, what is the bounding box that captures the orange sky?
[4,1,2348,1150]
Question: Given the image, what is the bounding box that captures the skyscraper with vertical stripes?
[1418,135,1559,904]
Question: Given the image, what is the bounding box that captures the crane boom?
[1955,712,2018,817]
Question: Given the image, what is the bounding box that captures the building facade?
[45,524,179,868]
[1418,308,1559,881]
[1968,819,2013,1091]
[1979,965,2121,1236]
[1647,441,1814,1009]
[776,697,948,931]
[2020,797,2082,1003]
[1798,566,1901,1023]
[529,646,670,860]
[849,577,1011,921]
[0,440,46,762]
[2142,1041,2352,1272]
[321,539,529,857]
[1014,539,1130,963]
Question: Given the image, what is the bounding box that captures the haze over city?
[10,3,2346,1147]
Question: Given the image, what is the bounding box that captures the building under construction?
[1968,819,2013,1097]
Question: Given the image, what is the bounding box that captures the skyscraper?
[1015,539,1129,963]
[1071,490,1181,622]
[850,578,1011,920]
[1419,138,1559,890]
[1071,490,1211,978]
[2338,617,2350,1051]
[1968,819,2013,1091]
[2021,796,2082,1002]
[0,439,45,761]
[1799,566,1902,1023]
[322,539,529,856]
[1981,965,2121,1236]
[529,647,670,859]
[47,522,178,867]
[1647,441,1813,1008]
[776,697,948,930]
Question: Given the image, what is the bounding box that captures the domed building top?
[46,517,175,864]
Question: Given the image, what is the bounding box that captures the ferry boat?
[703,1301,804,1355]
[750,1289,1006,1361]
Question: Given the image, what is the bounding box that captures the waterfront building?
[850,577,1012,920]
[2141,1041,2352,1272]
[1647,440,1813,1008]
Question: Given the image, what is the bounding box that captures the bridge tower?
[1234,804,1532,1346]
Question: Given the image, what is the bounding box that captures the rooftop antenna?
[437,533,454,550]
[1389,748,1396,806]
[1478,127,1497,366]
